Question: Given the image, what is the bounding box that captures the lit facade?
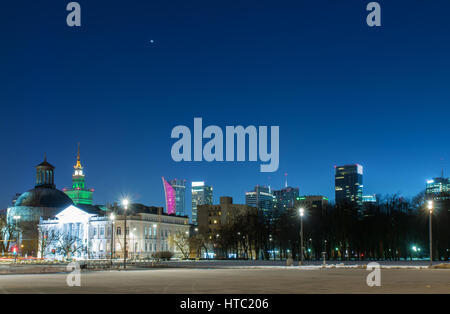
[7,156,74,256]
[162,177,176,215]
[162,177,186,216]
[38,204,190,260]
[295,195,329,212]
[335,164,363,205]
[191,182,213,225]
[245,185,274,216]
[63,144,94,205]
[362,194,377,203]
[273,186,299,212]
[426,177,450,200]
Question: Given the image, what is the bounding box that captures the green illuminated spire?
[64,143,94,205]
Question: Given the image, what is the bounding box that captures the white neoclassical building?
[38,204,190,260]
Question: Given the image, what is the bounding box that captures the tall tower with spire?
[63,143,94,205]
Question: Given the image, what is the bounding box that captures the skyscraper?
[426,172,450,201]
[245,185,275,216]
[63,144,94,205]
[335,164,363,205]
[191,181,213,225]
[162,178,186,216]
[273,186,299,212]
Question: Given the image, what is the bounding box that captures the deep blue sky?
[1,1,449,215]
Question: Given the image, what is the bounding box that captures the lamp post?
[122,199,129,269]
[110,213,115,269]
[13,215,21,260]
[299,208,304,266]
[427,200,433,267]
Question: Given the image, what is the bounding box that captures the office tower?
[362,195,377,203]
[335,164,363,205]
[245,185,274,216]
[426,171,450,201]
[273,186,299,212]
[162,178,186,216]
[191,181,213,225]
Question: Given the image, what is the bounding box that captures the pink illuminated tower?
[162,177,176,215]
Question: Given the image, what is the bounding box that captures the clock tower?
[64,143,94,205]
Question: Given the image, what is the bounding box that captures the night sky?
[1,0,449,215]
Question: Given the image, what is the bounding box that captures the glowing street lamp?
[122,199,129,269]
[427,200,433,267]
[299,208,305,265]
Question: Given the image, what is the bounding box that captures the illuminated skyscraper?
[191,182,213,225]
[162,178,186,216]
[335,164,363,205]
[426,171,450,201]
[273,186,299,212]
[64,144,94,205]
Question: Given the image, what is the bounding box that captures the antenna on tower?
[284,173,288,188]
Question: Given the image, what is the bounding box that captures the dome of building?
[15,187,74,208]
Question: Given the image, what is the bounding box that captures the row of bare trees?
[200,194,450,261]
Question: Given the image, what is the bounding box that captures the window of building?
[117,227,121,235]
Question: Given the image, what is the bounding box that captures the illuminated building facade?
[191,182,213,225]
[273,186,299,212]
[162,178,186,216]
[426,174,450,201]
[335,164,363,205]
[63,144,94,205]
[7,156,74,256]
[162,177,176,215]
[362,194,377,203]
[295,195,329,212]
[38,203,189,260]
[245,185,274,216]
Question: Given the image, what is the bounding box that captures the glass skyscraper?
[245,185,275,216]
[273,186,299,212]
[191,181,213,225]
[335,164,363,205]
[426,175,450,200]
[162,177,186,216]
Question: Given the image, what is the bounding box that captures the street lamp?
[13,215,21,258]
[427,200,433,267]
[299,208,305,266]
[122,199,129,269]
[110,213,115,269]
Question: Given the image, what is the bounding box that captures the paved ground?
[161,259,441,267]
[0,268,449,294]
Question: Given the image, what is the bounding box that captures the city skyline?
[2,151,445,213]
[1,0,450,210]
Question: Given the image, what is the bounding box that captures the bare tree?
[168,231,190,259]
[0,215,15,254]
[55,234,85,260]
[38,228,59,258]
